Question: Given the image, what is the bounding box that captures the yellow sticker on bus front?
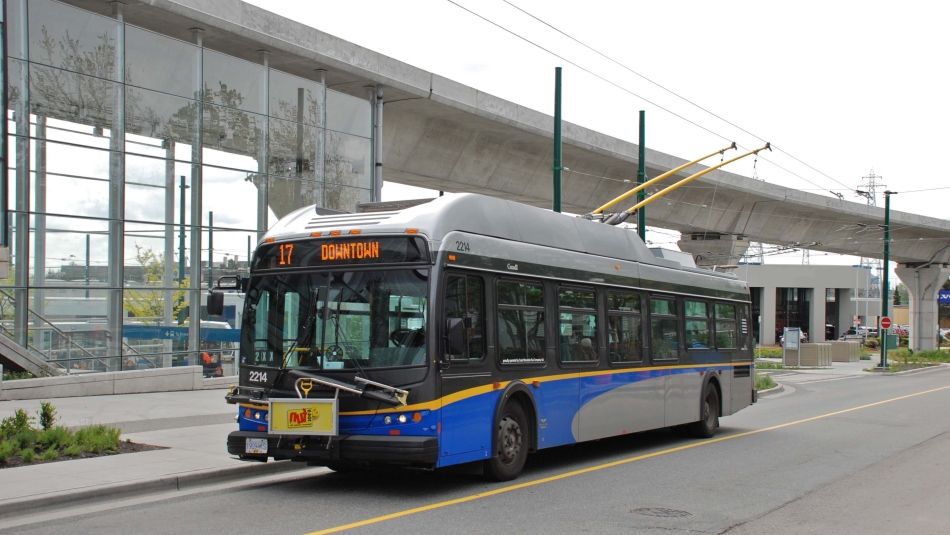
[268,398,338,436]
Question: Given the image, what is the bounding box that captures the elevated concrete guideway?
[65,0,950,349]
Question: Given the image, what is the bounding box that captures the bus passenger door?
[439,272,493,465]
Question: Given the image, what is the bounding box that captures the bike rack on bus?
[290,372,408,407]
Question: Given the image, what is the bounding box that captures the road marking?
[305,384,950,535]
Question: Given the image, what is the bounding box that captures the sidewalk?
[0,389,310,520]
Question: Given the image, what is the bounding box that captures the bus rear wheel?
[688,383,720,438]
[485,402,528,481]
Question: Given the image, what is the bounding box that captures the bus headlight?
[384,415,392,425]
[397,414,408,424]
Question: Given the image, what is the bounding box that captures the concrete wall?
[0,366,236,401]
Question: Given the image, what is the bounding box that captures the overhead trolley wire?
[449,0,852,196]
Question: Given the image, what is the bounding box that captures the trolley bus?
[220,193,755,480]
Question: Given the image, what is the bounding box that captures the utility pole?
[856,169,885,325]
[880,190,895,368]
[552,67,562,213]
[636,110,646,241]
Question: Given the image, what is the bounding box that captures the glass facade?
[3,0,374,373]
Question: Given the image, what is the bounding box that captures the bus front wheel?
[485,402,528,481]
[688,383,720,438]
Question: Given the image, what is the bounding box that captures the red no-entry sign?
[881,316,892,329]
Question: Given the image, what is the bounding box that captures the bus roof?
[264,193,734,280]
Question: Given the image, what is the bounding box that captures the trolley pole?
[552,67,562,213]
[880,190,895,369]
[637,110,646,241]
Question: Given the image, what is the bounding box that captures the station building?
[0,0,923,375]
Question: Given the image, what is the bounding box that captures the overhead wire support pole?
[591,142,736,217]
[637,110,646,241]
[880,190,895,369]
[621,142,770,215]
[553,67,562,213]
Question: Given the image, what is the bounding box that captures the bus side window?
[445,273,485,361]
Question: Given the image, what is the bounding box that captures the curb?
[0,459,309,519]
[757,384,784,397]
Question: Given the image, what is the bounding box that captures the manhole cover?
[631,507,692,518]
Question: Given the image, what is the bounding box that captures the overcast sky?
[245,0,948,264]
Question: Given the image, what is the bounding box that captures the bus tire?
[485,402,528,481]
[688,382,720,438]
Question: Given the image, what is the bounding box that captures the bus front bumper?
[227,431,439,466]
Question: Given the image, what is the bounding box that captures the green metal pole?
[637,110,646,241]
[880,190,892,368]
[553,67,562,213]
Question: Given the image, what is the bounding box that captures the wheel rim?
[704,392,717,428]
[497,415,523,465]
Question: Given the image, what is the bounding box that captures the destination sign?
[253,236,429,270]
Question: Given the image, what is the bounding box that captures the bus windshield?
[241,268,429,370]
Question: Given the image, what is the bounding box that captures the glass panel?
[36,216,109,288]
[43,173,109,219]
[651,297,676,316]
[125,25,198,97]
[268,116,317,179]
[498,309,545,365]
[326,89,370,137]
[29,0,118,80]
[325,130,371,188]
[127,87,198,147]
[203,165,262,230]
[242,269,428,369]
[559,287,595,309]
[651,317,679,359]
[714,303,736,319]
[444,274,485,361]
[608,315,642,363]
[8,59,25,108]
[715,320,737,349]
[685,319,710,348]
[269,69,323,126]
[497,280,543,307]
[125,183,167,224]
[321,184,369,215]
[8,0,24,59]
[265,175,320,227]
[31,63,116,130]
[558,310,597,362]
[123,288,190,370]
[202,103,264,170]
[202,49,264,114]
[608,291,640,312]
[685,300,707,318]
[35,289,112,372]
[124,225,176,289]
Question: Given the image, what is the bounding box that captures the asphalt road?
[8,366,950,535]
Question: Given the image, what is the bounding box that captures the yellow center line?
[305,384,950,535]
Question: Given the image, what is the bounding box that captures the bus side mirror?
[445,317,468,357]
[207,292,224,316]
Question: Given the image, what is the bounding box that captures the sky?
[250,1,949,266]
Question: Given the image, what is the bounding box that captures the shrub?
[865,337,880,349]
[0,409,33,438]
[754,346,783,358]
[63,443,83,457]
[0,440,17,463]
[755,373,776,391]
[19,448,35,463]
[37,427,73,450]
[39,401,57,431]
[40,447,60,462]
[75,425,121,454]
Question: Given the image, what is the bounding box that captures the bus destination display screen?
[253,236,429,270]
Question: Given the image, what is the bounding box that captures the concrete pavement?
[0,389,313,522]
[0,360,884,525]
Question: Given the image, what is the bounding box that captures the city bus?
[220,193,755,480]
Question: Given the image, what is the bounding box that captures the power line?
[495,0,855,193]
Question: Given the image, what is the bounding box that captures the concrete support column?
[760,286,777,346]
[809,287,827,342]
[895,264,950,351]
[677,233,750,268]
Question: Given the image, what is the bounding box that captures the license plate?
[245,437,268,454]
